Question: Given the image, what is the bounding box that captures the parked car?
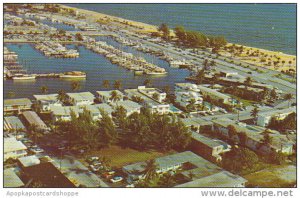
[89,164,103,172]
[30,146,44,153]
[110,176,123,183]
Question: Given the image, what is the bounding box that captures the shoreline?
[62,4,296,59]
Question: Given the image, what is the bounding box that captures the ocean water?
[67,3,296,55]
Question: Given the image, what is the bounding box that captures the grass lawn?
[243,165,296,187]
[81,145,175,168]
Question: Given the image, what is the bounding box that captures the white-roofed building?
[22,111,50,132]
[66,92,95,106]
[33,94,62,112]
[4,168,25,187]
[111,100,142,117]
[96,90,124,104]
[257,107,296,127]
[4,137,27,160]
[18,155,41,168]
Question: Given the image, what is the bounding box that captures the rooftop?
[191,132,229,148]
[33,93,59,101]
[113,100,142,112]
[4,98,32,106]
[198,85,231,100]
[66,92,95,101]
[4,137,27,153]
[4,116,26,131]
[22,111,48,128]
[258,107,296,117]
[18,155,40,167]
[4,168,24,187]
[96,90,124,98]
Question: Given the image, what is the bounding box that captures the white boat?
[12,74,36,80]
[60,71,86,78]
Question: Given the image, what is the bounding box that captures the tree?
[142,159,158,182]
[195,69,205,84]
[102,80,110,89]
[284,93,293,108]
[110,90,122,104]
[270,88,277,100]
[75,33,83,41]
[143,79,152,87]
[174,26,186,42]
[71,81,81,91]
[260,129,272,146]
[157,172,176,187]
[244,77,253,87]
[187,98,196,112]
[158,23,170,40]
[152,93,159,101]
[112,106,127,129]
[250,107,259,125]
[40,85,48,94]
[57,89,67,103]
[227,125,238,139]
[98,110,117,147]
[113,80,122,90]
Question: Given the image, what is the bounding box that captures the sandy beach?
[60,4,297,73]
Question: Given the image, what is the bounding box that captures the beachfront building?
[190,132,231,162]
[95,90,124,104]
[33,94,62,112]
[4,98,32,115]
[111,100,142,117]
[66,92,95,106]
[122,151,247,187]
[212,118,294,155]
[4,137,27,161]
[4,168,25,188]
[257,107,296,127]
[4,116,26,132]
[124,86,170,115]
[21,111,50,132]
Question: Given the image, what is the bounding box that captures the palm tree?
[113,80,122,90]
[284,93,293,108]
[187,98,196,112]
[142,159,158,182]
[260,129,272,146]
[203,59,209,70]
[57,89,67,103]
[102,80,110,89]
[71,81,81,91]
[110,90,122,104]
[40,85,48,94]
[250,107,259,125]
[244,76,253,87]
[143,79,152,87]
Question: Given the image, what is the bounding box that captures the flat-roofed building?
[125,87,170,115]
[4,98,32,115]
[4,137,27,160]
[4,168,25,187]
[18,155,41,168]
[22,111,50,132]
[51,106,81,122]
[33,94,62,112]
[96,90,124,104]
[4,116,26,132]
[257,107,296,127]
[176,171,247,187]
[190,132,231,162]
[198,85,231,104]
[181,117,212,133]
[66,92,95,106]
[111,100,142,117]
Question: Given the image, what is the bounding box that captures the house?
[176,171,247,187]
[21,111,50,132]
[4,98,32,115]
[125,87,170,115]
[96,90,125,104]
[22,162,76,187]
[111,100,142,116]
[181,117,213,133]
[33,94,62,112]
[4,137,27,161]
[51,106,81,122]
[212,119,294,155]
[18,155,41,168]
[66,92,95,106]
[93,103,114,117]
[175,83,200,92]
[190,132,231,162]
[257,107,296,127]
[4,116,26,132]
[198,85,231,104]
[175,91,203,108]
[219,70,238,78]
[4,168,25,188]
[122,151,246,187]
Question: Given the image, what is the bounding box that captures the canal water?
[4,42,190,99]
